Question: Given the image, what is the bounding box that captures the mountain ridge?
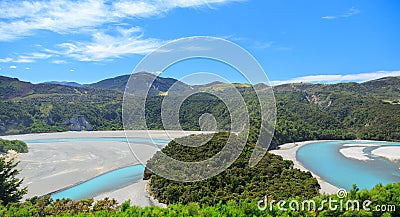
[1,74,400,146]
[5,73,400,92]
[41,81,82,87]
[87,72,193,96]
[2,73,400,101]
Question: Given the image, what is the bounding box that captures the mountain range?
[41,81,82,87]
[1,72,400,145]
[2,72,400,102]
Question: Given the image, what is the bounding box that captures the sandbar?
[371,146,400,161]
[339,146,373,161]
[270,141,340,194]
[0,130,205,204]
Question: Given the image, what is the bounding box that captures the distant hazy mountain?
[42,81,82,87]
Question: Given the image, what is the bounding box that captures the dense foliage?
[147,132,320,205]
[1,74,400,150]
[2,78,400,150]
[0,101,123,134]
[0,154,27,205]
[0,183,398,216]
[0,139,28,153]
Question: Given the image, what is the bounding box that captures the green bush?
[0,183,399,216]
[0,139,28,153]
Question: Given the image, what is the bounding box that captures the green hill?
[87,72,192,96]
[147,132,320,205]
[87,74,130,92]
[273,76,400,102]
[1,74,400,145]
[0,76,121,103]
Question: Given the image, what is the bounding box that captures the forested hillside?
[1,74,400,148]
[147,132,320,205]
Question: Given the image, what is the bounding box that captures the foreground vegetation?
[0,183,398,216]
[0,152,27,206]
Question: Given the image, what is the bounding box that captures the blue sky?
[0,0,399,85]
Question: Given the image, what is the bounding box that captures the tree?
[0,150,27,205]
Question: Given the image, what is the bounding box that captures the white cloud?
[271,70,400,85]
[111,1,161,18]
[247,41,274,49]
[342,7,360,17]
[12,59,35,63]
[9,65,17,69]
[0,0,242,41]
[322,7,360,20]
[70,69,75,72]
[52,60,67,64]
[0,57,13,63]
[0,0,242,62]
[0,52,52,63]
[226,36,275,50]
[48,27,164,61]
[25,67,30,70]
[276,46,292,51]
[111,0,244,17]
[16,53,52,63]
[0,0,111,41]
[321,16,336,20]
